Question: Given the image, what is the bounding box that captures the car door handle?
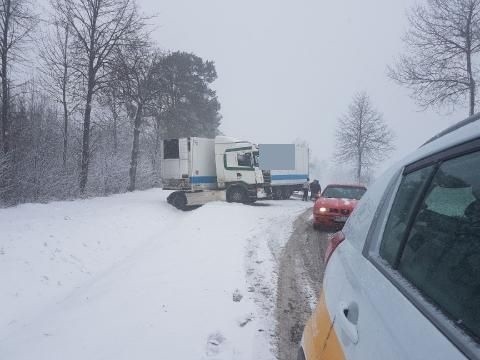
[337,301,359,344]
[237,172,242,177]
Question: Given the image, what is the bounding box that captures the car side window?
[380,150,480,341]
[379,165,435,265]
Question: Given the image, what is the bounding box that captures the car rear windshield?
[322,186,366,200]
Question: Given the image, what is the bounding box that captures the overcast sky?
[141,0,463,178]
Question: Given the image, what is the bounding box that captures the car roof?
[423,112,480,145]
[395,114,480,170]
[324,183,367,189]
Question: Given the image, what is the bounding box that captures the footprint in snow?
[205,332,225,357]
[237,313,254,327]
[232,289,243,302]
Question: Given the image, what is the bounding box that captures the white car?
[299,115,480,360]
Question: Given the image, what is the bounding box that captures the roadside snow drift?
[0,189,309,360]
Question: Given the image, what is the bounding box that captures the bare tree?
[335,92,394,183]
[39,14,79,170]
[57,0,144,193]
[100,86,123,155]
[111,43,163,191]
[0,0,37,154]
[389,0,480,116]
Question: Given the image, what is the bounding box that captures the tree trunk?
[79,84,94,193]
[1,59,8,154]
[128,103,143,192]
[62,25,69,170]
[79,20,97,194]
[112,108,118,154]
[357,106,363,184]
[466,9,475,116]
[469,79,475,116]
[357,152,362,183]
[62,89,68,170]
[1,0,10,154]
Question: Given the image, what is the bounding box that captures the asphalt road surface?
[275,208,334,360]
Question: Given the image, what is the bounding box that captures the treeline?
[0,0,221,206]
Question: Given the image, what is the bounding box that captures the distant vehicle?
[267,144,310,200]
[298,115,480,360]
[312,184,366,230]
[161,136,269,209]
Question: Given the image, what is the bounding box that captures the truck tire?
[273,187,283,200]
[227,186,247,203]
[173,192,187,210]
[281,188,291,200]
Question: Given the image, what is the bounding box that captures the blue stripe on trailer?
[271,174,309,180]
[190,176,218,184]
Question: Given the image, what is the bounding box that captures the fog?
[142,0,465,181]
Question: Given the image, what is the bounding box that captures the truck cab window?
[237,152,252,167]
[163,139,180,159]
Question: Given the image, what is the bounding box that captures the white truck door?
[161,138,190,181]
[178,138,190,177]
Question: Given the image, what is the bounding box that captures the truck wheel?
[273,187,283,200]
[281,188,291,200]
[227,187,246,203]
[173,192,187,210]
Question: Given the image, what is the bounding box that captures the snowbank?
[0,189,309,359]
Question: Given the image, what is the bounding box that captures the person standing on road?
[302,178,310,201]
[310,180,321,200]
[309,181,315,200]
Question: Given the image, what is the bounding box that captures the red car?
[313,184,366,230]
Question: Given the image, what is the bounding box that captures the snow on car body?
[299,115,480,360]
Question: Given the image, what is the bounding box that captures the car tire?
[313,223,321,231]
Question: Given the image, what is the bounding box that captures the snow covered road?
[0,189,309,359]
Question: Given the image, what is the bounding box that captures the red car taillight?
[324,231,345,265]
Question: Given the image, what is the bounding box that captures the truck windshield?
[253,151,260,167]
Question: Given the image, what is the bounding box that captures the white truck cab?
[161,136,268,209]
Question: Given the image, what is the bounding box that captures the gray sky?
[141,0,465,178]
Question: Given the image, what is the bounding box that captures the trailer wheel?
[227,187,247,203]
[273,187,283,200]
[281,188,291,200]
[173,192,187,210]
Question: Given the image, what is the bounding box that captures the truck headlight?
[319,207,327,213]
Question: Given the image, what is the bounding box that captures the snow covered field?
[0,189,309,359]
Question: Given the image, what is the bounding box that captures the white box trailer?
[161,136,268,209]
[268,143,309,199]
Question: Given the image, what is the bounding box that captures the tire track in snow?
[274,209,334,360]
